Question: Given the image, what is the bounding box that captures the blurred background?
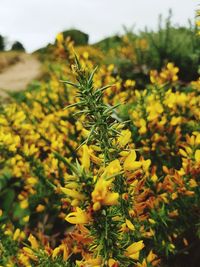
[0,0,198,52]
[0,0,199,96]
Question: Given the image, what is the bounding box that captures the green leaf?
[2,189,15,212]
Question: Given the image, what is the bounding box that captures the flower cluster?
[0,32,200,267]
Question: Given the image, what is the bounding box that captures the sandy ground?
[0,53,42,99]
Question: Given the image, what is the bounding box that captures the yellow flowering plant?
[0,20,200,267]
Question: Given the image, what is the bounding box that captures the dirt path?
[0,53,42,98]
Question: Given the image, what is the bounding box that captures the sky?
[0,0,198,52]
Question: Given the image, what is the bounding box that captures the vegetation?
[11,41,25,52]
[56,29,89,46]
[0,51,21,73]
[0,34,5,51]
[0,14,200,267]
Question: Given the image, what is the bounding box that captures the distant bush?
[142,18,200,81]
[11,41,25,52]
[97,12,200,83]
[59,29,89,46]
[95,35,123,51]
[0,35,5,51]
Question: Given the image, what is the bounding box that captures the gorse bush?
[0,23,200,267]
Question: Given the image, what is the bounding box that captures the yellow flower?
[196,20,200,27]
[126,219,135,230]
[108,258,118,267]
[179,148,188,157]
[138,119,147,135]
[23,143,38,156]
[83,51,89,59]
[117,129,132,147]
[22,247,38,261]
[20,199,29,209]
[120,219,135,232]
[148,218,156,225]
[36,204,45,212]
[59,244,69,261]
[147,102,163,121]
[28,234,39,249]
[189,179,198,188]
[137,250,159,267]
[81,144,90,171]
[124,79,135,88]
[18,253,31,266]
[23,216,30,223]
[13,228,20,241]
[76,257,102,267]
[56,33,64,43]
[92,178,119,211]
[102,159,121,177]
[65,207,90,224]
[171,116,182,126]
[195,149,200,162]
[52,247,61,259]
[125,240,145,260]
[142,159,151,172]
[124,150,142,171]
[60,187,85,201]
[108,64,114,72]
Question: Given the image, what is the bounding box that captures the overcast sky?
[0,0,198,52]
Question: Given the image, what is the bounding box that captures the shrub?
[58,29,89,46]
[0,34,5,51]
[11,41,25,52]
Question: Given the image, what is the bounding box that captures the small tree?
[11,41,25,52]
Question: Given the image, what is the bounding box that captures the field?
[0,17,200,267]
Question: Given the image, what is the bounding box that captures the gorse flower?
[92,178,119,211]
[125,240,145,260]
[65,207,90,224]
[124,150,142,171]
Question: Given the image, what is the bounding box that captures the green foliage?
[0,35,5,51]
[143,15,200,81]
[11,41,25,52]
[60,29,89,46]
[95,35,123,51]
[123,12,200,82]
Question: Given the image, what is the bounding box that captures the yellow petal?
[142,159,151,171]
[81,144,90,171]
[103,159,121,177]
[126,219,135,230]
[179,149,187,157]
[28,234,39,249]
[128,251,140,260]
[108,259,116,267]
[125,240,144,259]
[118,129,132,147]
[60,187,85,200]
[13,228,20,241]
[194,149,200,162]
[65,207,89,224]
[52,247,61,259]
[147,250,157,263]
[124,150,142,171]
[103,192,119,206]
